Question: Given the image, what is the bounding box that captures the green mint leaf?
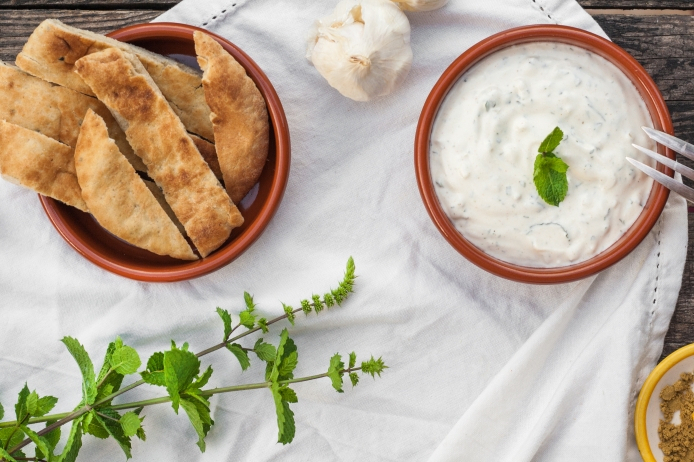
[136,426,146,442]
[349,372,359,387]
[533,127,569,207]
[226,343,250,371]
[257,317,269,333]
[0,402,3,420]
[270,382,296,445]
[15,383,29,420]
[20,425,52,460]
[35,420,61,460]
[0,448,17,462]
[93,409,131,459]
[327,353,345,393]
[253,339,276,362]
[34,395,59,417]
[361,356,387,378]
[141,352,165,387]
[110,345,141,376]
[533,153,569,206]
[278,351,298,378]
[191,365,213,389]
[216,307,232,340]
[538,126,564,154]
[269,329,298,382]
[56,415,84,462]
[243,292,256,312]
[84,411,109,439]
[239,311,256,330]
[0,428,24,451]
[96,341,124,402]
[61,337,97,404]
[278,386,298,403]
[26,390,39,416]
[179,391,212,453]
[120,411,142,438]
[349,352,357,369]
[163,348,200,413]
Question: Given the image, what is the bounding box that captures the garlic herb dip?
[429,42,656,268]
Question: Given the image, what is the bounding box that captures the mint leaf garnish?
[163,347,200,413]
[533,127,569,206]
[253,339,277,362]
[119,411,142,438]
[141,352,165,386]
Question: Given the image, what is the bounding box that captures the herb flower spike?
[0,257,383,461]
[533,126,569,207]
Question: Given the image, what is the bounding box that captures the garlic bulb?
[391,0,448,12]
[306,0,412,102]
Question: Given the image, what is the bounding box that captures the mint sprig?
[533,126,569,206]
[0,257,386,460]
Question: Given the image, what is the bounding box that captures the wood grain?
[0,0,178,8]
[593,14,694,358]
[0,9,160,61]
[579,0,694,8]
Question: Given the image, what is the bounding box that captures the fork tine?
[626,157,694,203]
[632,143,694,183]
[642,126,694,162]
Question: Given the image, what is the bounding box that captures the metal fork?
[627,127,694,203]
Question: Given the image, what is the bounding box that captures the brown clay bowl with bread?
[40,23,290,282]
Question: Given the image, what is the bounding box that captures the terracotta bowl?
[414,25,673,284]
[40,22,291,282]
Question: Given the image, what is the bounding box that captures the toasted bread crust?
[16,19,214,141]
[75,110,198,260]
[0,120,87,211]
[0,60,146,172]
[75,48,243,257]
[194,31,269,203]
[190,133,223,182]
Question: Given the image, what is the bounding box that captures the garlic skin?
[306,0,413,102]
[391,0,449,12]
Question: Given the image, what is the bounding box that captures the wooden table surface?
[0,0,693,358]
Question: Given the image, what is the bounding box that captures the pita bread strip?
[16,19,214,141]
[75,110,197,260]
[0,60,146,173]
[194,31,269,204]
[74,48,242,258]
[0,120,87,211]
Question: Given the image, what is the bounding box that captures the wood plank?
[592,16,694,358]
[0,0,179,8]
[0,9,160,62]
[580,0,694,8]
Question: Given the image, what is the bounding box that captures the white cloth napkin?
[0,0,687,460]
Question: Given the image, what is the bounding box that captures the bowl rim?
[634,343,694,462]
[414,24,674,284]
[39,22,291,283]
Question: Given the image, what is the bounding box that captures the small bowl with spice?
[635,344,694,462]
[414,24,675,284]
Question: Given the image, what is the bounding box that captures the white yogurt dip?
[430,42,656,268]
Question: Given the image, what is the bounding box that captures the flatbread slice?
[75,48,243,258]
[190,133,223,182]
[0,60,146,172]
[194,31,269,203]
[143,179,187,238]
[0,120,87,211]
[75,110,197,260]
[16,19,214,141]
